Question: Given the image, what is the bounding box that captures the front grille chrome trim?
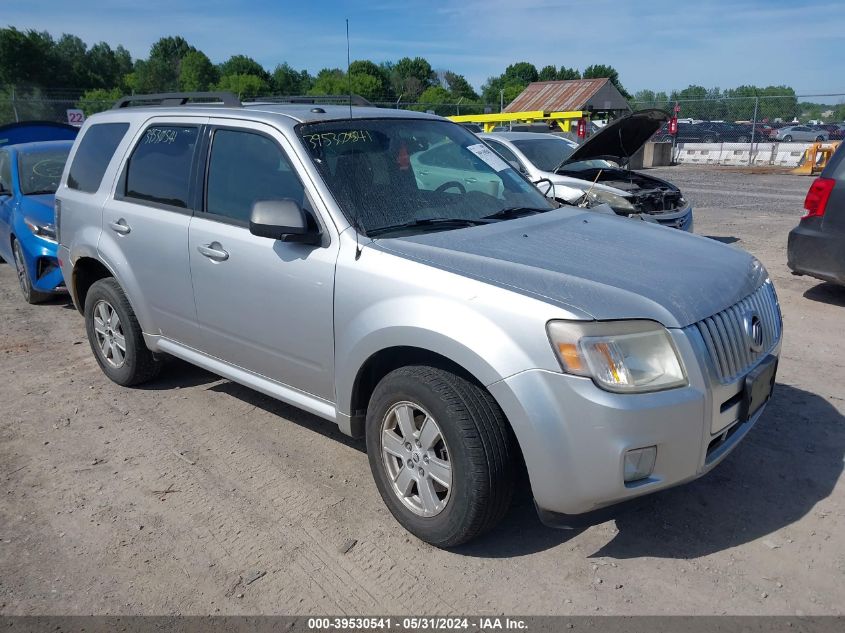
[687,280,782,384]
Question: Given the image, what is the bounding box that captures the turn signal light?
[802,177,835,220]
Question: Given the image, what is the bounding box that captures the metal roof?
[504,79,630,114]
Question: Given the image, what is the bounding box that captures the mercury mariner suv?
[56,93,782,547]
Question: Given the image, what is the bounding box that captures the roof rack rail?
[251,94,374,107]
[112,92,242,109]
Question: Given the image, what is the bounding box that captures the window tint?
[0,151,10,192]
[125,125,198,208]
[67,123,129,193]
[206,129,305,223]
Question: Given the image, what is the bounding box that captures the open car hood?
[559,109,670,168]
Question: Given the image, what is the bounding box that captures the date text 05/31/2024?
[306,617,529,630]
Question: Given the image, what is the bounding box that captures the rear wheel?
[84,278,161,386]
[365,365,515,547]
[783,135,793,142]
[702,135,716,143]
[12,238,49,304]
[815,135,825,142]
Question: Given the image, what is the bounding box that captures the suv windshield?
[298,118,554,236]
[18,148,70,195]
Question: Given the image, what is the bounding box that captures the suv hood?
[375,209,766,328]
[560,109,670,167]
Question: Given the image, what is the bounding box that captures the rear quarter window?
[124,125,199,208]
[67,122,130,193]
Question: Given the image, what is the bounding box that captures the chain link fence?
[3,87,843,168]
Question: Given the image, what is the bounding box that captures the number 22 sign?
[66,109,85,126]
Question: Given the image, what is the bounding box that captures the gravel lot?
[1,165,843,616]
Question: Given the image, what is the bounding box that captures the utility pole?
[500,89,504,113]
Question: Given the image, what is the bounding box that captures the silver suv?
[56,93,782,547]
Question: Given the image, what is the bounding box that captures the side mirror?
[249,199,320,245]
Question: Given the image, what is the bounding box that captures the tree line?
[1,26,839,123]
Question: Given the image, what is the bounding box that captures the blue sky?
[6,0,845,101]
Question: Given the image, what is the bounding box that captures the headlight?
[582,189,636,212]
[24,217,57,243]
[547,320,687,393]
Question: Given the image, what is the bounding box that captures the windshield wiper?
[481,207,552,220]
[366,217,488,237]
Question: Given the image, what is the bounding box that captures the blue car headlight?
[24,217,57,243]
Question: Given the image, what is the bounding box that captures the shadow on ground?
[803,282,845,307]
[705,235,740,244]
[460,383,843,559]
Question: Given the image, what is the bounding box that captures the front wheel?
[815,135,825,142]
[84,278,162,386]
[12,238,49,304]
[365,366,515,547]
[783,135,793,142]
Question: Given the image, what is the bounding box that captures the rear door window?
[125,125,199,208]
[205,128,305,223]
[67,122,129,193]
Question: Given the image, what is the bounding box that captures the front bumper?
[18,231,65,293]
[787,220,845,285]
[648,205,694,232]
[488,329,779,523]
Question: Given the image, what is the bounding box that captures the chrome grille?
[690,281,781,383]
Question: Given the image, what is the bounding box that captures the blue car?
[0,140,74,303]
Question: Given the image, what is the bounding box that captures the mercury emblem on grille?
[744,310,764,353]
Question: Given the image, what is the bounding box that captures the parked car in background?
[775,125,828,142]
[482,109,694,231]
[655,122,753,144]
[810,124,845,141]
[0,140,73,303]
[57,94,781,546]
[788,141,845,285]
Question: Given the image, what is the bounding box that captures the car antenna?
[346,18,363,260]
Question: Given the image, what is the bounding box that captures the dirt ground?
[1,166,843,616]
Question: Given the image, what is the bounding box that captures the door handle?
[464,177,477,183]
[109,219,131,234]
[197,242,229,262]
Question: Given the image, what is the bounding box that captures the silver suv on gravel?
[56,93,782,547]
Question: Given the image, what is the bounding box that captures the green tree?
[503,62,538,85]
[391,57,436,98]
[413,85,454,115]
[76,87,123,116]
[271,63,312,95]
[583,63,629,98]
[443,71,479,101]
[179,50,218,91]
[54,34,90,88]
[348,59,390,98]
[308,68,348,96]
[132,36,196,93]
[0,27,56,87]
[217,55,269,82]
[86,42,134,89]
[215,73,269,99]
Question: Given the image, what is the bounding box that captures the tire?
[702,136,716,143]
[660,135,674,143]
[737,136,748,143]
[12,238,49,304]
[783,135,792,142]
[365,366,515,547]
[815,136,825,142]
[84,277,161,386]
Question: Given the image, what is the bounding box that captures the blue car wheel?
[12,238,50,304]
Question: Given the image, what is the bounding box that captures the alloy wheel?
[380,401,452,517]
[92,300,127,368]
